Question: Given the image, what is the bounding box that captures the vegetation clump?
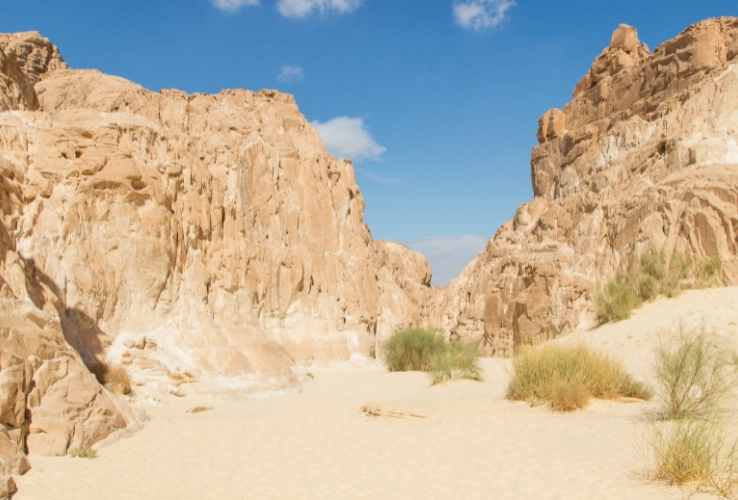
[506,343,651,412]
[641,324,738,495]
[69,444,97,459]
[89,363,132,395]
[382,328,448,372]
[652,323,736,421]
[595,248,721,324]
[428,339,483,385]
[381,328,482,385]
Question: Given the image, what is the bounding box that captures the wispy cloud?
[355,168,402,186]
[212,0,260,12]
[408,235,487,286]
[276,0,363,19]
[277,65,305,83]
[453,0,516,31]
[312,116,386,162]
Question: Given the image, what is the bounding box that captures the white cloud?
[276,0,363,19]
[408,235,487,287]
[212,0,260,12]
[277,65,305,83]
[453,0,516,30]
[312,116,386,162]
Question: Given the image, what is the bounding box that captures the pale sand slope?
[14,287,738,500]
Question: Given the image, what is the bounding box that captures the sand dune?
[15,287,738,499]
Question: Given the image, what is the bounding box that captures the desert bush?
[596,248,723,324]
[595,277,639,323]
[428,340,483,385]
[89,363,132,395]
[653,324,736,421]
[643,418,738,495]
[69,444,97,459]
[382,329,483,385]
[506,343,651,411]
[695,254,722,288]
[381,328,447,372]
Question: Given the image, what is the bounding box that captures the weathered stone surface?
[433,17,738,355]
[0,30,435,484]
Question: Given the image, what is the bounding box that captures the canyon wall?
[435,18,738,355]
[0,31,434,494]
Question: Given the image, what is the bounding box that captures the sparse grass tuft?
[381,328,447,372]
[506,343,651,412]
[428,340,483,385]
[69,444,97,459]
[653,324,736,421]
[89,363,132,395]
[643,415,738,495]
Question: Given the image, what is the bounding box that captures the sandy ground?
[14,286,738,500]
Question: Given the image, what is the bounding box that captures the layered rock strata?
[435,19,738,355]
[0,30,435,495]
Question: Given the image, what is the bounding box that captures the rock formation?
[0,31,435,494]
[435,18,738,355]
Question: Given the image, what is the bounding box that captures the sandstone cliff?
[0,31,434,494]
[434,18,738,355]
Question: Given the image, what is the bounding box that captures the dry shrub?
[550,379,589,412]
[643,419,738,495]
[69,444,97,459]
[640,324,738,495]
[653,324,736,421]
[89,363,132,395]
[506,343,651,412]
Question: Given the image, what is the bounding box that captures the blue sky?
[3,1,735,285]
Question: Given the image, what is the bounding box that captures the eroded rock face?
[434,18,738,356]
[0,30,435,489]
[0,35,131,494]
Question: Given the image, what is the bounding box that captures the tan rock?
[0,29,436,490]
[432,17,738,355]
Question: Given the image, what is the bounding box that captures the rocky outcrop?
[0,30,434,493]
[434,18,738,355]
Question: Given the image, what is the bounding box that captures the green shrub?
[653,324,736,421]
[428,340,483,385]
[641,325,738,495]
[695,254,722,288]
[596,248,723,324]
[69,444,97,459]
[381,328,447,372]
[641,248,667,281]
[382,329,483,385]
[595,277,639,323]
[506,343,651,412]
[644,418,738,495]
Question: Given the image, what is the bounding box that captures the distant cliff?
[433,18,738,355]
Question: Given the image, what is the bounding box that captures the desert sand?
[14,287,738,499]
